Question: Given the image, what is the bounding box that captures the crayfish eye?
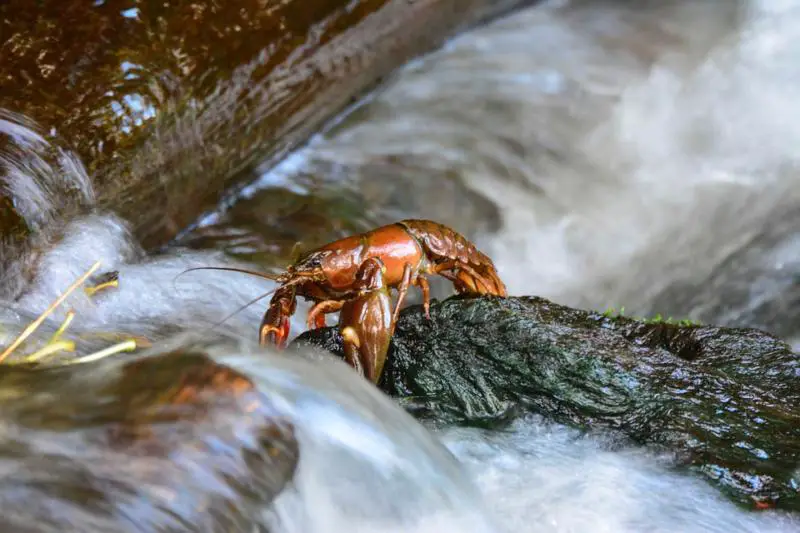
[293,250,333,278]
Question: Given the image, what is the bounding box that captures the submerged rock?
[292,295,800,512]
[0,348,298,532]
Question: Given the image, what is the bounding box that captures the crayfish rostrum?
[259,219,507,383]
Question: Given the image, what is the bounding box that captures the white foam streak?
[443,417,800,533]
[0,109,94,230]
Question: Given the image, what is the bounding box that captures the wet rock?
[179,184,380,271]
[0,348,298,532]
[292,295,800,512]
[1,0,537,251]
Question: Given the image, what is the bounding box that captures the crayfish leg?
[415,275,432,322]
[392,263,415,325]
[307,299,345,330]
[432,260,495,295]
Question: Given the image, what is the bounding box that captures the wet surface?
[646,207,800,342]
[1,0,535,252]
[2,0,394,175]
[294,294,800,512]
[179,182,382,270]
[0,349,299,532]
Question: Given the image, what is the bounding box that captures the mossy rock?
[292,295,800,512]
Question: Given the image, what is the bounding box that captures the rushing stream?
[2,0,800,531]
[189,0,800,347]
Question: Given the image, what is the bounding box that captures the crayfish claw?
[259,324,288,349]
[341,326,365,377]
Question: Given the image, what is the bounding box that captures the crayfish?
[183,219,507,384]
[259,219,507,383]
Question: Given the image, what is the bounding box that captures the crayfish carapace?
[259,219,508,383]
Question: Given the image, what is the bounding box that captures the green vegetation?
[600,306,702,327]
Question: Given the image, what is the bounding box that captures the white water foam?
[215,347,502,533]
[7,115,798,532]
[0,112,311,343]
[442,416,800,533]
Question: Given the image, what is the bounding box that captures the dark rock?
[292,294,800,512]
[0,349,298,532]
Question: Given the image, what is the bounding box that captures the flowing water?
[193,0,800,346]
[2,0,800,531]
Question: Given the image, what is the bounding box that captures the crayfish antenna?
[174,266,284,283]
[206,287,281,332]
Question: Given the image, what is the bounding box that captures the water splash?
[0,215,314,350]
[443,416,800,533]
[0,109,95,231]
[0,112,309,344]
[218,348,502,533]
[0,112,503,529]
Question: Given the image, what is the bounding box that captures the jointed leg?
[392,263,414,326]
[415,275,432,321]
[436,268,477,294]
[313,312,328,329]
[306,299,345,330]
[432,260,494,294]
